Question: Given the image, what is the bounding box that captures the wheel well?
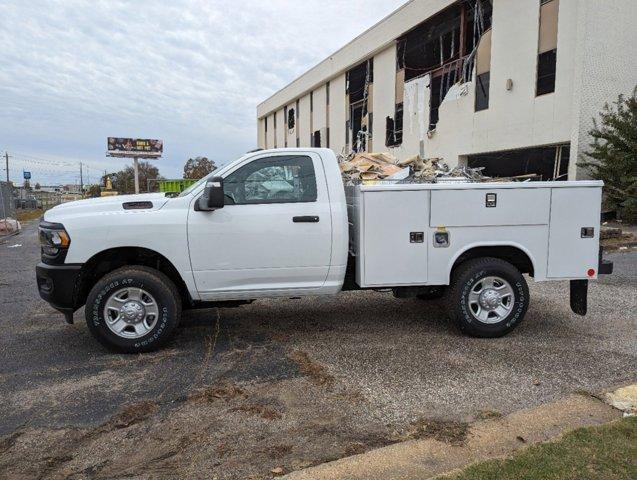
[75,247,192,308]
[452,246,534,277]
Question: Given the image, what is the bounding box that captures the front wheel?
[447,257,529,338]
[85,266,182,353]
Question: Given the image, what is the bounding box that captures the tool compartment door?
[430,188,551,227]
[361,190,429,286]
[547,187,602,278]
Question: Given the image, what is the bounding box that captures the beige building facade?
[257,0,636,180]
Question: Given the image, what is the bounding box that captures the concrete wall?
[274,109,285,148]
[257,118,266,149]
[265,113,274,149]
[569,0,637,179]
[329,73,347,154]
[298,93,312,147]
[312,84,327,145]
[372,45,397,154]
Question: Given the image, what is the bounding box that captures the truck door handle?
[293,216,319,223]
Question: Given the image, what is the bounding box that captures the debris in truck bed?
[339,152,405,182]
[339,152,489,184]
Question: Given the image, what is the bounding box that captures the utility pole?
[4,151,9,184]
[133,156,140,194]
[79,161,84,197]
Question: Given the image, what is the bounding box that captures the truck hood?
[44,193,170,223]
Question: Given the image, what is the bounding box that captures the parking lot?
[1,221,636,479]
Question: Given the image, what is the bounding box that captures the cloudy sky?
[0,0,406,185]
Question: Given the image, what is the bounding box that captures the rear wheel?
[447,257,529,338]
[85,266,181,353]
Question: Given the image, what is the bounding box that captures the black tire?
[416,286,446,300]
[85,266,181,353]
[447,257,529,338]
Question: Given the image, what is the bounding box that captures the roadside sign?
[23,171,31,180]
[107,137,163,158]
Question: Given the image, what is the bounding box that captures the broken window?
[288,108,295,130]
[385,103,404,147]
[475,72,490,111]
[537,0,559,96]
[397,1,492,82]
[429,67,458,130]
[347,60,373,152]
[467,144,571,181]
[395,1,492,131]
[474,28,491,111]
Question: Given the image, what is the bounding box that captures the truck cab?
[36,148,611,353]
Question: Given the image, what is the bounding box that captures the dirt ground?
[1,222,636,479]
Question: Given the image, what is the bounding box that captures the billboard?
[107,138,163,158]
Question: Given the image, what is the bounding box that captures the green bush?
[579,87,637,223]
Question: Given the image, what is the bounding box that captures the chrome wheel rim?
[467,276,514,324]
[103,287,159,339]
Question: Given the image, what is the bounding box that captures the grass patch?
[16,209,44,222]
[445,416,637,480]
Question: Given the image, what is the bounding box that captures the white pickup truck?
[36,148,613,352]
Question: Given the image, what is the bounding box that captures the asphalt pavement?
[0,221,635,479]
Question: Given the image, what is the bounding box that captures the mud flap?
[570,280,588,316]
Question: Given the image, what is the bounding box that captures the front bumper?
[36,262,83,322]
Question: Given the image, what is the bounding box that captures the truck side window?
[224,155,317,205]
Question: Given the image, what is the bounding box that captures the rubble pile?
[338,152,404,182]
[339,152,489,184]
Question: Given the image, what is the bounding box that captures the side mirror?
[197,176,225,211]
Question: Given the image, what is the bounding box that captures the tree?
[183,157,216,179]
[110,161,163,194]
[87,184,102,198]
[579,87,637,222]
[34,182,41,190]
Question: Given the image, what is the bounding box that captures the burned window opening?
[347,60,373,103]
[287,108,295,130]
[347,60,373,152]
[386,116,395,147]
[467,144,571,181]
[429,66,459,130]
[386,103,404,147]
[397,0,492,83]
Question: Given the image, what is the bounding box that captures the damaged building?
[257,0,636,180]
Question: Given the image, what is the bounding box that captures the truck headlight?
[39,221,71,260]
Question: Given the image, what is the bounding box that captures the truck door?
[187,152,332,298]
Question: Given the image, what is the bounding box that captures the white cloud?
[0,0,406,184]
